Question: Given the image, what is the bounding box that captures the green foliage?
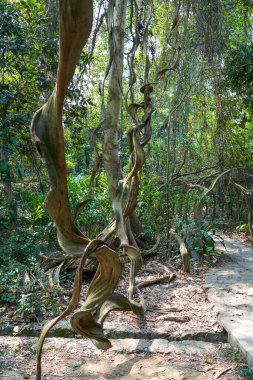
[0,183,55,260]
[0,0,58,220]
[0,0,253,323]
[0,226,52,263]
[14,273,62,322]
[137,174,163,237]
[0,184,56,313]
[224,43,253,96]
[0,171,112,316]
[225,346,253,379]
[69,360,86,371]
[225,345,242,362]
[238,365,253,379]
[68,173,110,237]
[171,213,221,265]
[0,261,26,304]
[0,259,62,322]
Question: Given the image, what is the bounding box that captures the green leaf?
[10,136,19,145]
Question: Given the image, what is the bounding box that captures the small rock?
[13,326,19,334]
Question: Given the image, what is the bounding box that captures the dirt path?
[0,241,252,379]
[0,336,241,379]
[206,234,253,365]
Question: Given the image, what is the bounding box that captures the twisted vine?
[31,1,145,378]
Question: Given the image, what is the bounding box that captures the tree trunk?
[31,0,93,257]
[0,150,17,230]
[103,0,127,204]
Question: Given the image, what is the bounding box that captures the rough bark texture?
[103,0,127,203]
[99,0,156,300]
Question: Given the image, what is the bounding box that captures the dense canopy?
[0,0,253,378]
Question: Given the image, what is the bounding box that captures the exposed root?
[214,367,232,379]
[159,315,190,323]
[142,234,161,257]
[148,306,182,313]
[136,273,175,289]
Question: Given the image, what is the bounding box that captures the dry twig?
[136,273,175,289]
[214,367,232,379]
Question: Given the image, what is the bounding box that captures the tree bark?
[31,0,93,257]
[103,0,127,204]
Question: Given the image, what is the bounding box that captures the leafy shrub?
[68,173,110,237]
[0,261,26,304]
[171,215,221,264]
[238,365,253,380]
[137,175,163,237]
[0,259,62,322]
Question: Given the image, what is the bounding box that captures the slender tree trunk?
[4,179,17,230]
[0,151,17,230]
[46,0,59,37]
[103,0,127,204]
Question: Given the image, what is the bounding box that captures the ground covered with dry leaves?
[0,254,250,379]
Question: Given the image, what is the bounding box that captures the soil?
[224,231,252,246]
[0,336,242,380]
[0,253,250,379]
